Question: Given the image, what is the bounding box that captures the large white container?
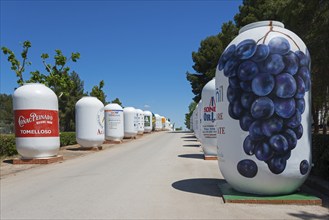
[124,107,138,138]
[155,114,162,131]
[201,79,217,157]
[215,21,311,195]
[76,97,104,148]
[136,109,144,134]
[161,116,166,130]
[104,103,124,141]
[143,110,152,133]
[193,109,198,137]
[196,100,203,140]
[13,83,60,158]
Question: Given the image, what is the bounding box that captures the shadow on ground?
[178,154,204,159]
[2,159,13,164]
[172,178,225,197]
[288,211,329,220]
[182,144,200,148]
[181,135,196,139]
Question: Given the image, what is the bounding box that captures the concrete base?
[104,140,122,144]
[218,181,322,205]
[204,155,217,160]
[13,155,64,165]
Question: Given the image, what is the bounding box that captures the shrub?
[0,132,77,157]
[60,132,76,146]
[0,134,17,156]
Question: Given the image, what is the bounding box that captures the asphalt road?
[1,132,328,219]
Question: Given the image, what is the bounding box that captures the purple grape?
[237,159,258,178]
[240,112,254,131]
[224,58,239,77]
[229,76,240,89]
[285,110,301,128]
[283,129,297,150]
[283,151,291,160]
[293,124,303,139]
[255,141,274,161]
[296,98,305,114]
[300,160,309,175]
[218,44,236,71]
[268,37,290,55]
[267,156,286,174]
[252,73,275,96]
[237,60,259,81]
[241,92,255,109]
[295,50,310,67]
[232,101,243,118]
[283,51,299,75]
[295,76,306,99]
[235,39,257,59]
[228,103,239,120]
[274,98,295,119]
[243,135,256,155]
[240,80,252,92]
[260,54,285,75]
[249,120,264,140]
[251,44,269,62]
[269,134,289,153]
[298,66,311,92]
[250,97,274,119]
[227,86,241,102]
[275,73,297,98]
[262,116,283,137]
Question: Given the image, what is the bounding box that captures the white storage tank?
[143,110,152,133]
[155,114,162,131]
[76,96,104,148]
[13,83,60,158]
[136,109,144,134]
[124,107,138,138]
[104,103,124,141]
[201,79,217,157]
[161,116,166,130]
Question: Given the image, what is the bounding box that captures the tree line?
[185,0,329,134]
[1,41,122,133]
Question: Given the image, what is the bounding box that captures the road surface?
[1,132,328,219]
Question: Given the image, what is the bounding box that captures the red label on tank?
[14,109,59,137]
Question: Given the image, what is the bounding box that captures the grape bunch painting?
[218,35,311,177]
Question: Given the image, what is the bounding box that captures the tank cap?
[239,21,284,34]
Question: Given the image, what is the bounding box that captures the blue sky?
[1,0,242,129]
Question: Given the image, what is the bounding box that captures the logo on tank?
[14,109,59,137]
[204,96,216,122]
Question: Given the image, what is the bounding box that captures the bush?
[0,132,77,157]
[60,132,76,146]
[0,134,17,157]
[312,134,329,180]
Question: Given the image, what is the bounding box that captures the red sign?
[14,109,59,137]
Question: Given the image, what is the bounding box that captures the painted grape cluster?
[218,36,311,177]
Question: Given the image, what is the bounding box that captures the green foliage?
[0,94,14,133]
[184,101,197,129]
[0,134,17,156]
[1,40,32,86]
[60,132,77,146]
[90,80,107,104]
[111,98,122,106]
[0,133,77,157]
[312,134,329,179]
[175,127,183,131]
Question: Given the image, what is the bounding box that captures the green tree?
[111,98,122,106]
[90,80,106,104]
[1,41,82,131]
[184,101,197,129]
[0,94,14,133]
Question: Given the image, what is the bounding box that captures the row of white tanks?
[75,96,173,148]
[12,83,173,158]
